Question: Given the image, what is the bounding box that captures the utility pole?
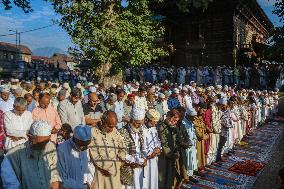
[9,29,20,61]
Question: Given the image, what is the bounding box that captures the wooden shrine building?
[154,0,274,66]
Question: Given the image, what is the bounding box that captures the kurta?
[157,121,181,189]
[90,127,126,189]
[114,101,125,129]
[192,116,208,169]
[58,98,85,130]
[3,141,61,189]
[202,109,212,158]
[57,139,94,189]
[4,111,33,151]
[208,105,221,163]
[119,125,145,188]
[32,106,62,142]
[142,126,161,189]
[182,118,198,176]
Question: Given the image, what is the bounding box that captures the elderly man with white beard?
[119,107,147,189]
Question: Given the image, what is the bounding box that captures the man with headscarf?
[1,120,61,189]
[119,107,147,189]
[143,109,161,189]
[0,86,14,113]
[58,125,94,189]
[158,109,182,189]
[58,88,85,130]
[32,93,62,142]
[4,97,33,151]
[89,111,126,189]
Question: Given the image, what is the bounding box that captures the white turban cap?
[29,121,52,137]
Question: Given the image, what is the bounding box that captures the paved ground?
[253,95,284,189]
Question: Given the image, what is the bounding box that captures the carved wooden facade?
[156,0,273,66]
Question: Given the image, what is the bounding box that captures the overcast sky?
[0,0,282,51]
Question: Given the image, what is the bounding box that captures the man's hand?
[173,151,180,160]
[51,181,60,189]
[153,147,161,155]
[142,159,147,167]
[51,127,58,134]
[99,168,111,177]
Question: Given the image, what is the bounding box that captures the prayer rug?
[184,122,283,189]
[228,160,265,176]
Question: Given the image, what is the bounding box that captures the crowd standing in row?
[125,64,284,90]
[0,74,280,189]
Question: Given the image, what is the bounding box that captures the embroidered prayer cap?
[182,87,188,92]
[76,83,82,89]
[73,125,92,141]
[87,82,94,87]
[29,121,52,137]
[173,88,180,94]
[37,77,41,81]
[159,93,166,99]
[89,86,96,93]
[63,82,70,89]
[131,107,146,120]
[0,85,10,93]
[216,85,222,89]
[146,109,161,122]
[219,98,228,105]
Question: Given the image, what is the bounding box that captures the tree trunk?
[95,62,123,88]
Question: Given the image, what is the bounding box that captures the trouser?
[91,169,121,189]
[216,136,227,162]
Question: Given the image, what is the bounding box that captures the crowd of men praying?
[125,64,284,90]
[0,69,280,189]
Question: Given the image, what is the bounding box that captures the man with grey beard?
[119,107,147,189]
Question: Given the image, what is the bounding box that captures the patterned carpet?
[184,122,283,189]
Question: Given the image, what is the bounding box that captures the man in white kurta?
[57,125,94,189]
[120,108,147,189]
[114,90,126,129]
[184,109,198,178]
[142,109,161,189]
[4,97,33,151]
[0,86,14,113]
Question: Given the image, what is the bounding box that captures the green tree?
[50,0,167,84]
[263,0,284,62]
[2,0,212,84]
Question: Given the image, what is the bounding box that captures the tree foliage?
[1,0,212,75]
[50,0,167,73]
[263,0,284,62]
